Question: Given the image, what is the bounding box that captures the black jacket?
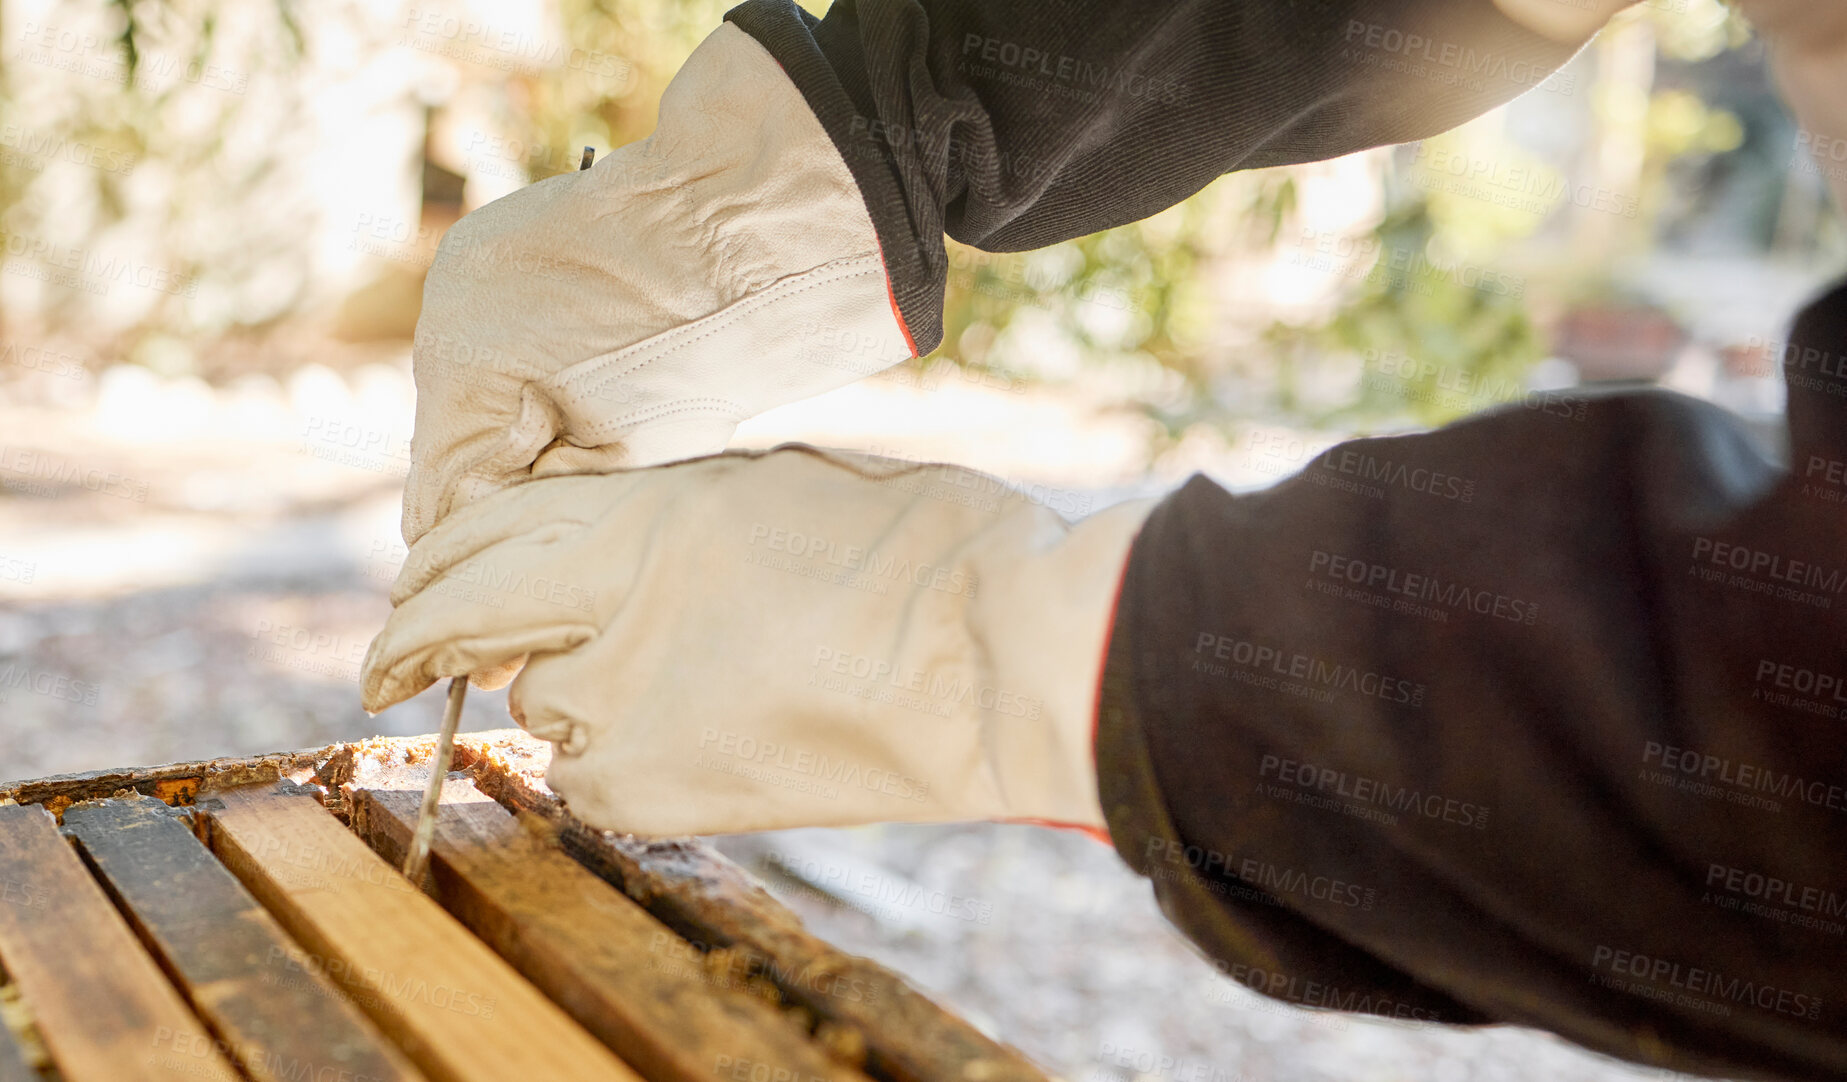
[1100,282,1847,1082]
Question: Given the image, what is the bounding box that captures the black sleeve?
[725,0,1584,353]
[1096,281,1847,1082]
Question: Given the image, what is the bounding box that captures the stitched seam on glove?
[572,399,748,442]
[543,255,891,397]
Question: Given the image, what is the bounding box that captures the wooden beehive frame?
[0,730,1049,1082]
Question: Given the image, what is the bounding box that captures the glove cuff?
[971,496,1158,829]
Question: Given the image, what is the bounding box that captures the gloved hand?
[361,447,1154,835]
[401,23,913,545]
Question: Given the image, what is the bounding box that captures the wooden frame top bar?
[0,730,1053,1082]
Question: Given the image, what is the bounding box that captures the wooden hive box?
[0,730,1049,1082]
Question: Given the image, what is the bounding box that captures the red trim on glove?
[1002,817,1112,844]
[871,232,919,358]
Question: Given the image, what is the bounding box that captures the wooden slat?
[354,779,877,1082]
[5,729,1047,1082]
[63,796,430,1082]
[0,745,325,819]
[198,782,643,1082]
[457,738,1052,1082]
[0,803,238,1082]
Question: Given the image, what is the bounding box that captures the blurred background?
[0,0,1839,1078]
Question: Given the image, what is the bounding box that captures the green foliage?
[927,173,1299,426]
[1,0,1792,430]
[1267,197,1545,429]
[1,0,305,340]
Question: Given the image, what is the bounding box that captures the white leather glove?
[402,23,913,545]
[360,447,1154,835]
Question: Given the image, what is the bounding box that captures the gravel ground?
[716,825,1709,1082]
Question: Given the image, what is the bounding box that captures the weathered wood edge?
[0,731,538,820]
[351,780,882,1082]
[453,740,1052,1082]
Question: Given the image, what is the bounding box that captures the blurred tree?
[0,0,310,370]
[1,0,1820,454]
[917,0,1780,458]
